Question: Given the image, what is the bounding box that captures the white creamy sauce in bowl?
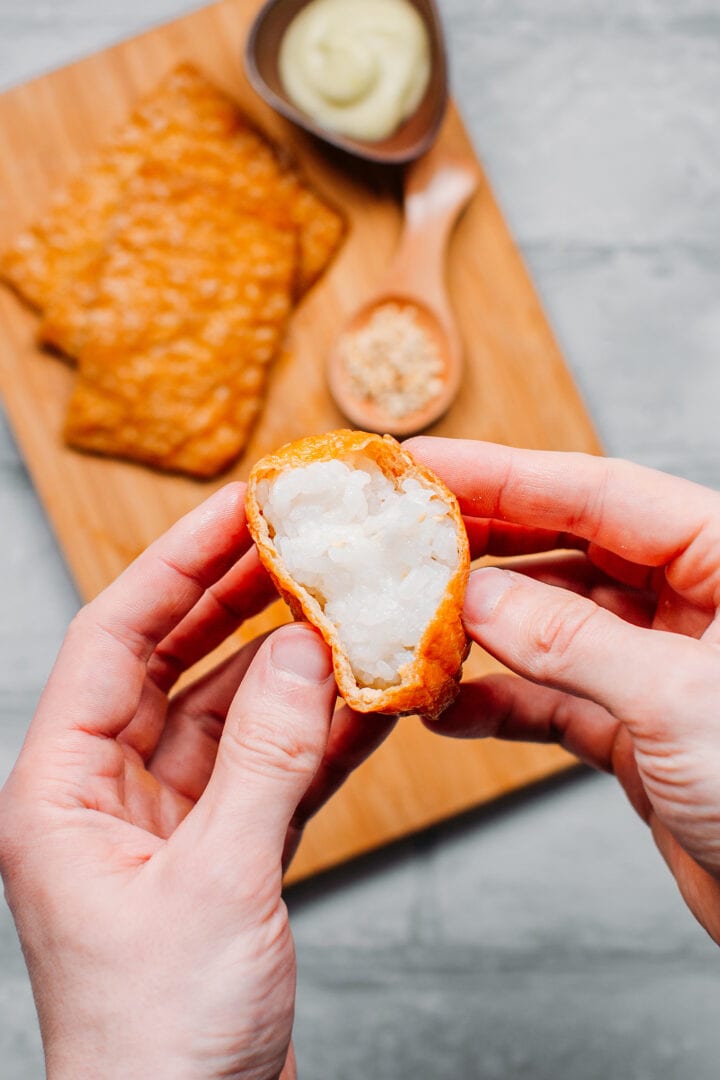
[279,0,431,142]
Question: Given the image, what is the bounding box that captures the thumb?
[463,567,720,746]
[196,623,336,866]
[468,565,720,878]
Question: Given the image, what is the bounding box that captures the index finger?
[406,438,720,570]
[37,483,250,740]
[282,706,397,871]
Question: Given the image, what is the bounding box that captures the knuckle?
[230,712,321,782]
[525,596,600,678]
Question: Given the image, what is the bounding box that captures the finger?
[282,706,397,870]
[146,634,269,799]
[425,673,650,821]
[463,518,657,623]
[428,674,617,761]
[36,483,249,741]
[84,482,250,662]
[652,577,714,639]
[464,516,585,561]
[122,552,277,759]
[464,519,656,626]
[582,549,712,639]
[461,566,720,745]
[407,439,720,597]
[147,546,278,692]
[182,624,337,878]
[586,543,657,591]
[463,563,720,883]
[506,551,656,627]
[120,616,271,763]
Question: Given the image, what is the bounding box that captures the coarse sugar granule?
[339,302,445,419]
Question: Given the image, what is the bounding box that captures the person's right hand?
[407,437,720,945]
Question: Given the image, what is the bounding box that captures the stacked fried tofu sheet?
[1,64,344,477]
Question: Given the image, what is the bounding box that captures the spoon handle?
[381,142,479,319]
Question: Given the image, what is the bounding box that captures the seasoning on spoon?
[278,0,431,143]
[336,302,445,420]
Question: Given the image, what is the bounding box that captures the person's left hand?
[0,483,395,1080]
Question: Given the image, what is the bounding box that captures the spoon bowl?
[244,0,449,164]
[328,295,461,437]
[327,142,480,436]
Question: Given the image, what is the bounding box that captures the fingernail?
[465,568,515,623]
[271,626,333,683]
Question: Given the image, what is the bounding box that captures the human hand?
[407,437,720,945]
[0,484,394,1080]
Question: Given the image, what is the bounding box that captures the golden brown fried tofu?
[2,64,343,356]
[63,166,297,477]
[247,430,471,718]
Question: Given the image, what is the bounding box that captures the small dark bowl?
[244,0,449,165]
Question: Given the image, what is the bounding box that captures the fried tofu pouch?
[246,431,470,718]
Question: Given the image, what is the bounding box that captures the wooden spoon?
[328,143,480,437]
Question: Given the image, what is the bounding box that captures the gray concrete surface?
[1,0,719,1076]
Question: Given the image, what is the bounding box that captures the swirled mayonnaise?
[279,0,431,142]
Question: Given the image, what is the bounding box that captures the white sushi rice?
[258,454,459,689]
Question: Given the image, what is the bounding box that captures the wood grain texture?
[0,0,602,882]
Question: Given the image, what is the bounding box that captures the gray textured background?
[1,0,719,1076]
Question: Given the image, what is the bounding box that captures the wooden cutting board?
[0,0,601,883]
